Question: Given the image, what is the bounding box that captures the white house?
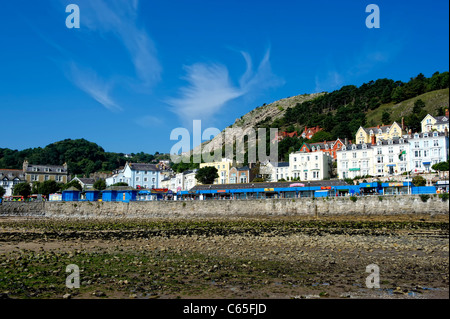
[408,131,449,174]
[260,161,290,182]
[421,110,449,134]
[372,137,410,177]
[106,162,162,189]
[183,169,198,191]
[337,143,375,179]
[0,169,26,197]
[289,151,332,181]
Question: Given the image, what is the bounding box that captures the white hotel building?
[408,131,449,174]
[337,143,375,179]
[289,151,332,181]
[106,162,162,189]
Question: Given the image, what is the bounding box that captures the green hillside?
[366,88,449,127]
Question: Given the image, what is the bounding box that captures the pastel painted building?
[337,143,375,179]
[372,137,410,177]
[355,122,404,145]
[289,151,332,181]
[421,110,449,133]
[106,162,162,189]
[297,138,345,160]
[199,158,235,184]
[260,161,290,182]
[408,131,449,174]
[229,166,254,184]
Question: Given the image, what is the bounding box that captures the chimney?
[445,127,449,137]
[377,125,380,129]
[345,138,348,145]
[371,135,376,145]
[401,117,404,131]
[446,108,449,118]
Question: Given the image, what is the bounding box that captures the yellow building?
[355,122,404,144]
[199,158,235,184]
[421,111,449,133]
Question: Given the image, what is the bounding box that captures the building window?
[377,148,382,155]
[45,175,49,181]
[433,140,439,147]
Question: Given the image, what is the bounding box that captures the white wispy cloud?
[51,0,161,111]
[68,63,122,112]
[79,0,162,88]
[167,49,283,126]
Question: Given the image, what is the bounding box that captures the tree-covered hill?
[0,139,167,176]
[269,71,449,141]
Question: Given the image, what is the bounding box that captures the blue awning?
[423,162,431,165]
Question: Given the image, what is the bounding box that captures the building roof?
[272,162,289,168]
[105,186,136,191]
[339,143,374,151]
[0,169,26,180]
[410,131,447,139]
[434,115,449,125]
[128,163,160,171]
[24,163,67,174]
[75,178,95,185]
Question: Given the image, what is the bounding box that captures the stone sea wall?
[0,195,448,219]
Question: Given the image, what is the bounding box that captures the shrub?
[349,196,357,202]
[439,193,449,202]
[419,194,430,202]
[378,196,383,201]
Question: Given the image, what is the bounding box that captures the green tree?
[432,161,449,172]
[412,175,426,187]
[111,182,129,187]
[32,180,62,197]
[0,186,5,198]
[308,131,334,143]
[195,167,219,185]
[413,99,425,113]
[93,179,107,190]
[13,182,31,198]
[381,111,391,124]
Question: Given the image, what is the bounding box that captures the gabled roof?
[75,178,95,185]
[434,116,449,125]
[25,163,67,173]
[128,162,160,171]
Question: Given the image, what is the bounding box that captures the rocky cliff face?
[191,93,324,158]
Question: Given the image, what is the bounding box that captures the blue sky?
[0,0,448,155]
